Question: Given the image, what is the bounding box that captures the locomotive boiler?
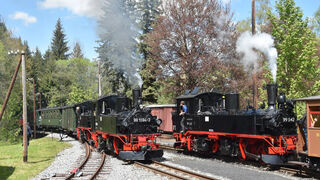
[172,84,297,165]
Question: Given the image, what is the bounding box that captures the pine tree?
[39,48,55,107]
[71,42,84,59]
[268,0,320,98]
[137,0,161,104]
[96,40,130,95]
[51,18,69,60]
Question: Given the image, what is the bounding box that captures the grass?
[0,137,72,180]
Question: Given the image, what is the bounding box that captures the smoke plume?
[96,0,142,87]
[236,31,278,82]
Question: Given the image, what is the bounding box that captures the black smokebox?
[266,84,277,110]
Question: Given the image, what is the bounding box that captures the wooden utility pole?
[98,60,102,97]
[252,0,257,109]
[33,79,36,138]
[21,51,28,162]
[0,55,22,121]
[252,0,256,35]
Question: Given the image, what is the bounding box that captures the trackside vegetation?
[0,137,71,180]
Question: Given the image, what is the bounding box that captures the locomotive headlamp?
[122,121,128,127]
[156,119,162,125]
[277,93,286,104]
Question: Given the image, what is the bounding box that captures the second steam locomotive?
[172,84,297,165]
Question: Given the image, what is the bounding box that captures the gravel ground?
[31,133,85,180]
[31,133,168,180]
[103,156,168,180]
[162,151,303,180]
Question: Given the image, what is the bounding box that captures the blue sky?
[0,0,319,60]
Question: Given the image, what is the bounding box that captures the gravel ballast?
[31,133,85,180]
[31,133,168,180]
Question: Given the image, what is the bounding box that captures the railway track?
[159,145,184,151]
[66,143,111,180]
[134,160,218,180]
[44,143,111,180]
[65,143,92,179]
[277,166,320,179]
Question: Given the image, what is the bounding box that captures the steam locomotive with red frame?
[37,88,163,160]
[172,84,298,165]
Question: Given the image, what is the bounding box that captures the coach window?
[179,100,190,114]
[310,113,320,128]
[309,106,320,128]
[101,100,105,114]
[104,101,112,114]
[198,98,204,112]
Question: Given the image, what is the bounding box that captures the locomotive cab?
[76,100,95,130]
[94,95,130,134]
[94,94,160,135]
[172,91,224,133]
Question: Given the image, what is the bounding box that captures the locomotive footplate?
[118,149,164,160]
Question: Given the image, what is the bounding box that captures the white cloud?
[38,0,104,19]
[9,11,37,25]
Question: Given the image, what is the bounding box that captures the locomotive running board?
[261,154,284,165]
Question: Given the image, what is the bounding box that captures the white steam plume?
[236,31,278,82]
[97,0,142,86]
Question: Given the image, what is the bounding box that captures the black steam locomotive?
[37,88,163,160]
[172,84,297,164]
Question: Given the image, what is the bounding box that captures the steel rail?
[134,161,189,180]
[89,152,106,180]
[279,167,305,175]
[65,142,91,180]
[134,161,217,180]
[279,166,320,178]
[159,145,184,151]
[152,161,217,179]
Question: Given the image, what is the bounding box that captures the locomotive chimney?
[225,92,240,114]
[266,83,277,110]
[132,87,142,108]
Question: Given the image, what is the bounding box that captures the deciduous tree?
[267,0,320,99]
[146,0,243,97]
